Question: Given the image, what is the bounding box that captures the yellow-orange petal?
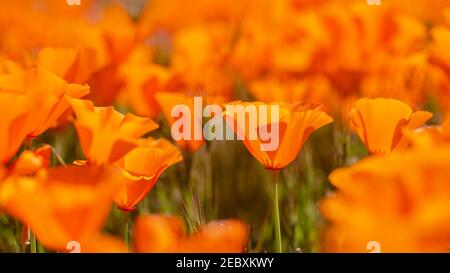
[69,98,159,165]
[134,214,185,253]
[114,138,182,210]
[348,98,432,154]
[178,220,249,253]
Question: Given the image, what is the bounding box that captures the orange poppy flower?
[8,145,52,176]
[0,165,127,252]
[348,98,433,155]
[114,138,183,211]
[0,68,90,137]
[321,141,450,253]
[119,61,173,118]
[37,47,98,84]
[405,121,450,148]
[0,89,31,164]
[0,55,24,74]
[155,92,205,153]
[134,214,249,253]
[224,101,333,170]
[86,65,125,106]
[69,98,159,165]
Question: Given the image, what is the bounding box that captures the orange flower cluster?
[0,0,449,253]
[322,127,450,252]
[0,1,251,253]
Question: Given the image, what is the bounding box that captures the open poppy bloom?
[37,47,98,84]
[114,138,183,211]
[321,140,450,253]
[0,68,90,137]
[119,61,174,118]
[155,92,205,153]
[8,145,52,176]
[0,56,24,74]
[348,98,433,155]
[133,214,249,253]
[224,101,333,171]
[404,120,450,148]
[69,98,159,165]
[0,165,127,252]
[0,89,31,164]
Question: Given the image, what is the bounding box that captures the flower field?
[1,0,450,253]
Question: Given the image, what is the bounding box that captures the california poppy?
[155,92,205,153]
[224,101,333,171]
[37,47,98,84]
[0,68,90,137]
[133,214,249,253]
[0,55,24,74]
[119,60,173,118]
[69,98,159,165]
[406,120,450,147]
[0,165,127,252]
[223,100,332,252]
[8,145,52,176]
[321,140,450,253]
[0,89,31,164]
[114,138,183,211]
[348,98,433,155]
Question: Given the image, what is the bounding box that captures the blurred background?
[0,0,449,253]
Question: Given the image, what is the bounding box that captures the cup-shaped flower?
[348,98,433,154]
[0,90,30,164]
[69,98,159,165]
[224,101,333,171]
[114,138,182,211]
[37,47,98,84]
[8,145,52,176]
[0,165,127,252]
[0,68,89,137]
[322,142,450,252]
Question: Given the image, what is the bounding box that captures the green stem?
[48,145,67,167]
[30,232,37,254]
[205,146,214,219]
[124,214,130,249]
[272,171,282,253]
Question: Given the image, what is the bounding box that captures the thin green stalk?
[48,145,67,167]
[30,232,37,254]
[272,171,282,253]
[205,146,214,219]
[124,213,130,249]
